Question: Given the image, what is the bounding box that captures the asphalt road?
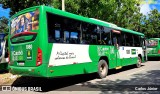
[1,60,160,94]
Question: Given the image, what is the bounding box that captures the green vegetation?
[0,16,8,33]
[142,9,160,38]
[0,0,52,15]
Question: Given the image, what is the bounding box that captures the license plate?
[18,62,24,66]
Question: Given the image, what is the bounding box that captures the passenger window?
[133,35,140,47]
[112,30,121,46]
[125,33,134,46]
[47,12,80,44]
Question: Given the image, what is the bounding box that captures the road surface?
[1,61,160,94]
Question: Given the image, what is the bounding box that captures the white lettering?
[147,87,158,90]
[12,51,23,56]
[135,87,146,90]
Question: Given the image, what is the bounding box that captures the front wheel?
[97,60,108,79]
[136,57,142,68]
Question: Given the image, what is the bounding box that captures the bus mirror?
[143,46,146,49]
[114,40,119,49]
[116,44,119,49]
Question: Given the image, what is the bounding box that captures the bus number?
[26,44,32,50]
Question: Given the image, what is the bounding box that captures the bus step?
[116,66,122,69]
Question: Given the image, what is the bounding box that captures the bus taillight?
[36,48,42,66]
[158,50,160,54]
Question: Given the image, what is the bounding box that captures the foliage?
[0,16,9,34]
[52,0,142,30]
[142,9,160,38]
[0,0,52,16]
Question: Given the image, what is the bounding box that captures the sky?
[0,0,160,19]
[140,0,160,15]
[0,4,10,18]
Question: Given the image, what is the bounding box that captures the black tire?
[136,56,142,68]
[97,60,108,79]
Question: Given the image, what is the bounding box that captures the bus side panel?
[89,45,116,69]
[47,44,96,77]
[119,47,142,66]
[47,63,92,77]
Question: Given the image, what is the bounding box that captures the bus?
[147,38,160,58]
[8,6,146,78]
[0,33,8,71]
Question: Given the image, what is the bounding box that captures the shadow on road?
[11,64,146,92]
[0,70,8,74]
[11,73,96,92]
[85,69,160,94]
[147,57,160,61]
[0,63,8,74]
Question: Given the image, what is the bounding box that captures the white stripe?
[119,47,143,58]
[49,44,92,66]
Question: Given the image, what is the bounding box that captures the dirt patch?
[0,73,20,85]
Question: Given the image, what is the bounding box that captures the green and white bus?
[147,38,160,58]
[9,6,146,78]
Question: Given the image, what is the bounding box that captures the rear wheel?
[136,57,142,68]
[97,60,108,78]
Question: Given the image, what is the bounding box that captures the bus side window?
[47,12,81,44]
[80,23,99,45]
[101,27,112,45]
[121,33,126,46]
[133,35,140,47]
[125,33,134,46]
[112,31,121,47]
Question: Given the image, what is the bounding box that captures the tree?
[52,0,142,31]
[142,9,160,38]
[52,0,117,20]
[0,16,9,34]
[0,0,53,16]
[109,0,142,30]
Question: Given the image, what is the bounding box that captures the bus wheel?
[97,60,108,79]
[136,57,142,68]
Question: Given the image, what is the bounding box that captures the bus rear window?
[147,40,158,47]
[10,9,39,36]
[10,32,37,44]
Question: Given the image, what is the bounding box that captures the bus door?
[142,38,147,61]
[112,30,121,68]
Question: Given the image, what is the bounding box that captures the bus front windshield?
[147,39,158,47]
[10,9,39,36]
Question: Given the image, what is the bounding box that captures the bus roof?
[10,5,144,36]
[120,28,144,36]
[90,18,117,27]
[148,38,160,40]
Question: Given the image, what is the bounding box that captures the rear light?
[36,48,42,66]
[158,50,160,54]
